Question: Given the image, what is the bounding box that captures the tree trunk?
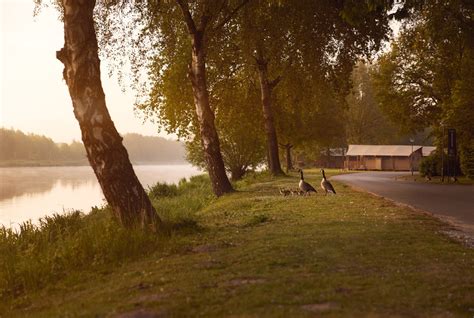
[230,166,246,181]
[256,59,284,176]
[285,144,293,173]
[189,32,233,196]
[57,0,160,230]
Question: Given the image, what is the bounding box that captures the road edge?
[335,180,474,249]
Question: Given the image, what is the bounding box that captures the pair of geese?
[299,169,336,195]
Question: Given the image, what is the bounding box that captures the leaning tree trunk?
[189,32,233,196]
[256,59,284,176]
[57,0,160,230]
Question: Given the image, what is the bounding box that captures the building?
[422,146,436,157]
[345,145,433,171]
[314,148,346,169]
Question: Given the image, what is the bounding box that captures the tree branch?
[269,75,282,89]
[199,2,212,31]
[213,0,251,31]
[278,142,293,148]
[175,0,197,34]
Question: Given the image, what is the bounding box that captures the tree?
[51,0,160,229]
[345,62,399,144]
[234,0,397,174]
[185,72,266,180]
[372,0,474,176]
[96,0,258,196]
[96,1,253,196]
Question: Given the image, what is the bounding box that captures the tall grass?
[0,175,212,297]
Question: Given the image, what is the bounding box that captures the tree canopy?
[372,0,474,176]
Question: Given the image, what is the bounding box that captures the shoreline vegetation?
[1,169,472,316]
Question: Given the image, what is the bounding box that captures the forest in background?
[0,128,186,166]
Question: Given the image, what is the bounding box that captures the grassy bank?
[396,174,474,185]
[1,170,473,317]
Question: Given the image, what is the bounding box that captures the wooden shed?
[345,145,424,171]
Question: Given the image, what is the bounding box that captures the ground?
[1,170,473,317]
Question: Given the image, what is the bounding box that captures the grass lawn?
[1,170,473,317]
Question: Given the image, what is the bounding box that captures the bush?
[148,182,179,198]
[460,142,474,179]
[419,152,442,177]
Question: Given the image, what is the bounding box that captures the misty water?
[0,165,201,228]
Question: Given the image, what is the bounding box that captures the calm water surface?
[0,165,201,227]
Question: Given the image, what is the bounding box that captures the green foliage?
[148,182,179,198]
[460,142,474,179]
[0,175,211,297]
[94,0,398,173]
[419,152,443,177]
[237,1,394,152]
[373,0,474,158]
[185,75,267,180]
[345,62,400,144]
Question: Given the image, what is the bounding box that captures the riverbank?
[1,170,472,316]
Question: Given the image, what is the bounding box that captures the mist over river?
[0,165,201,227]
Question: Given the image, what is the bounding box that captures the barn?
[345,145,428,171]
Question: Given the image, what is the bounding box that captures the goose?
[290,188,304,196]
[298,169,317,195]
[320,169,336,195]
[279,187,291,196]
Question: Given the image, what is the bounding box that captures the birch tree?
[43,0,161,230]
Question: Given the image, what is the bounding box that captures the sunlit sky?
[0,0,167,143]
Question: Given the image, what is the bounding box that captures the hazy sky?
[0,0,167,143]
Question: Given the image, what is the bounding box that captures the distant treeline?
[0,128,186,166]
[123,133,186,164]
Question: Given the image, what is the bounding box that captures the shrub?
[148,182,179,198]
[419,152,442,177]
[460,142,474,179]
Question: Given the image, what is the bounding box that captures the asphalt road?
[332,172,474,231]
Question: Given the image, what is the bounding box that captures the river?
[0,165,202,227]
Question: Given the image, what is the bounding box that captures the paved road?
[332,172,474,231]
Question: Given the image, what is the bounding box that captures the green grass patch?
[396,174,474,185]
[0,169,473,317]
